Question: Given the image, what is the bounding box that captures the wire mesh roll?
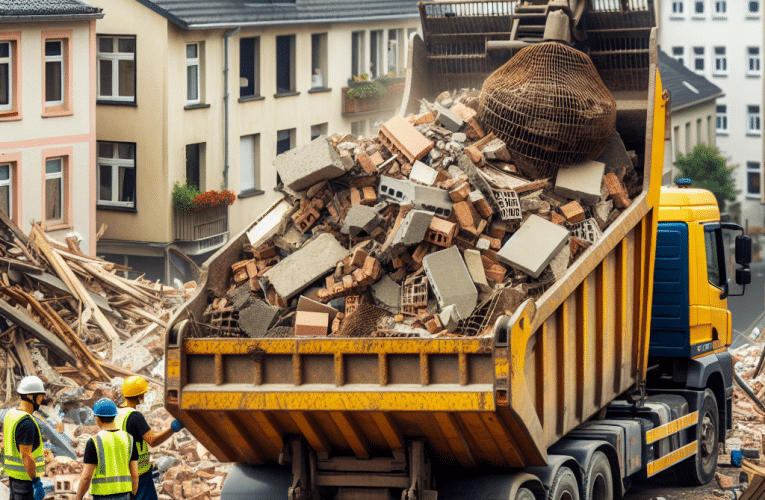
[478,42,616,179]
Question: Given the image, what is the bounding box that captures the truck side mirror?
[736,267,751,286]
[736,235,752,265]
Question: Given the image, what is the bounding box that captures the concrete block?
[273,135,347,192]
[422,246,478,318]
[497,215,570,278]
[434,103,464,132]
[438,304,462,332]
[554,160,605,205]
[378,176,453,218]
[264,233,349,299]
[341,205,382,236]
[371,275,401,313]
[339,151,355,170]
[294,311,329,336]
[463,249,489,287]
[482,139,512,162]
[410,161,438,186]
[393,210,434,246]
[238,300,280,338]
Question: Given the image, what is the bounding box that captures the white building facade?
[659,0,763,227]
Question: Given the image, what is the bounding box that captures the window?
[748,105,761,134]
[186,43,201,105]
[714,0,726,16]
[0,163,12,219]
[276,129,295,155]
[351,31,365,79]
[672,0,684,15]
[310,33,327,89]
[685,122,691,153]
[240,37,260,98]
[716,104,727,133]
[45,40,64,105]
[673,126,680,159]
[275,35,295,95]
[97,36,136,102]
[388,29,404,76]
[748,0,760,16]
[42,30,75,116]
[693,47,705,73]
[239,134,261,195]
[747,47,761,76]
[748,162,761,197]
[704,228,724,287]
[369,30,384,78]
[672,46,685,65]
[693,0,704,15]
[185,143,204,190]
[713,46,726,75]
[311,123,328,140]
[97,142,136,208]
[45,157,64,223]
[0,34,20,118]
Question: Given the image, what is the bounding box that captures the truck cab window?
[704,227,725,287]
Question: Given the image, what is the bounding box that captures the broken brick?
[449,182,471,202]
[604,172,632,209]
[560,201,585,224]
[464,145,484,164]
[424,217,458,248]
[356,152,378,175]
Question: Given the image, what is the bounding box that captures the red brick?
[378,115,434,163]
[473,197,493,218]
[252,245,277,260]
[489,220,507,239]
[484,264,507,283]
[449,181,471,202]
[356,152,378,175]
[560,201,585,224]
[413,111,435,125]
[425,217,458,247]
[351,248,368,268]
[604,173,631,209]
[464,145,484,164]
[465,117,486,140]
[551,212,567,225]
[412,242,431,264]
[478,235,501,250]
[295,311,329,336]
[370,152,385,167]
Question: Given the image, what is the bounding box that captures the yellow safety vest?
[1,410,45,481]
[115,408,151,475]
[90,430,133,496]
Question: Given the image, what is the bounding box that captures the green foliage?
[172,180,200,214]
[674,144,739,212]
[347,82,386,100]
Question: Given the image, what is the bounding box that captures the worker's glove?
[33,477,45,500]
[171,419,184,433]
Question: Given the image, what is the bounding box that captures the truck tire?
[676,389,719,486]
[583,451,612,500]
[548,467,579,500]
[514,487,536,500]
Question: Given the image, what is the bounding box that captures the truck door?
[694,224,730,356]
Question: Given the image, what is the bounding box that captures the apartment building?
[0,0,103,253]
[87,0,420,283]
[659,0,763,227]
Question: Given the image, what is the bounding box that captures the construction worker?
[2,375,48,500]
[74,398,138,500]
[116,376,184,500]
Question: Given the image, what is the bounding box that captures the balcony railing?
[174,204,229,255]
[342,82,406,116]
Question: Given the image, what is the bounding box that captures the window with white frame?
[693,0,704,15]
[310,33,327,89]
[97,36,136,102]
[748,105,761,134]
[747,47,761,76]
[672,0,684,15]
[714,0,726,15]
[275,35,295,94]
[713,46,727,75]
[716,104,727,133]
[239,37,260,98]
[97,141,136,208]
[693,46,705,73]
[0,41,12,113]
[351,31,365,79]
[748,0,760,16]
[388,29,404,76]
[747,162,761,197]
[186,43,201,105]
[45,40,64,106]
[45,157,64,222]
[369,30,384,78]
[239,134,261,194]
[672,46,685,65]
[0,163,11,219]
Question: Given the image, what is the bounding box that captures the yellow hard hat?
[122,375,148,398]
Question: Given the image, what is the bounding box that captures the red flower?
[192,190,236,211]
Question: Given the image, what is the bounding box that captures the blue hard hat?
[92,398,118,418]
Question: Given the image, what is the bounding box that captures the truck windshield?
[704,226,726,288]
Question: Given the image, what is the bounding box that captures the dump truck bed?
[164,1,665,469]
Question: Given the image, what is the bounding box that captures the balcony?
[173,204,229,255]
[342,81,406,116]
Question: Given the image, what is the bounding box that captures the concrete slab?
[341,205,383,236]
[264,233,349,299]
[273,135,347,192]
[554,160,605,205]
[463,249,489,287]
[371,275,402,313]
[393,210,434,246]
[422,246,478,318]
[497,214,570,278]
[410,161,438,186]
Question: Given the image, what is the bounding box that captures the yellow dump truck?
[164,1,752,499]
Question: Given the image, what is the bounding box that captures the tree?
[674,144,739,212]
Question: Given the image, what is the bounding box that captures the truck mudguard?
[219,464,293,500]
[438,472,544,500]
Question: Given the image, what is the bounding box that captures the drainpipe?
[223,27,241,189]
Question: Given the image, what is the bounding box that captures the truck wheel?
[583,451,613,500]
[676,389,719,486]
[549,467,579,500]
[514,487,536,500]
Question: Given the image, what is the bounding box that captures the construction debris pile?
[729,343,765,454]
[204,89,641,340]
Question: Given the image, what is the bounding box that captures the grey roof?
[657,49,724,112]
[135,0,420,29]
[0,0,103,19]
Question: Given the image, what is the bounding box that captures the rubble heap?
[204,89,641,340]
[730,343,765,453]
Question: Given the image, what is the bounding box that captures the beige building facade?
[89,0,419,283]
[0,2,103,254]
